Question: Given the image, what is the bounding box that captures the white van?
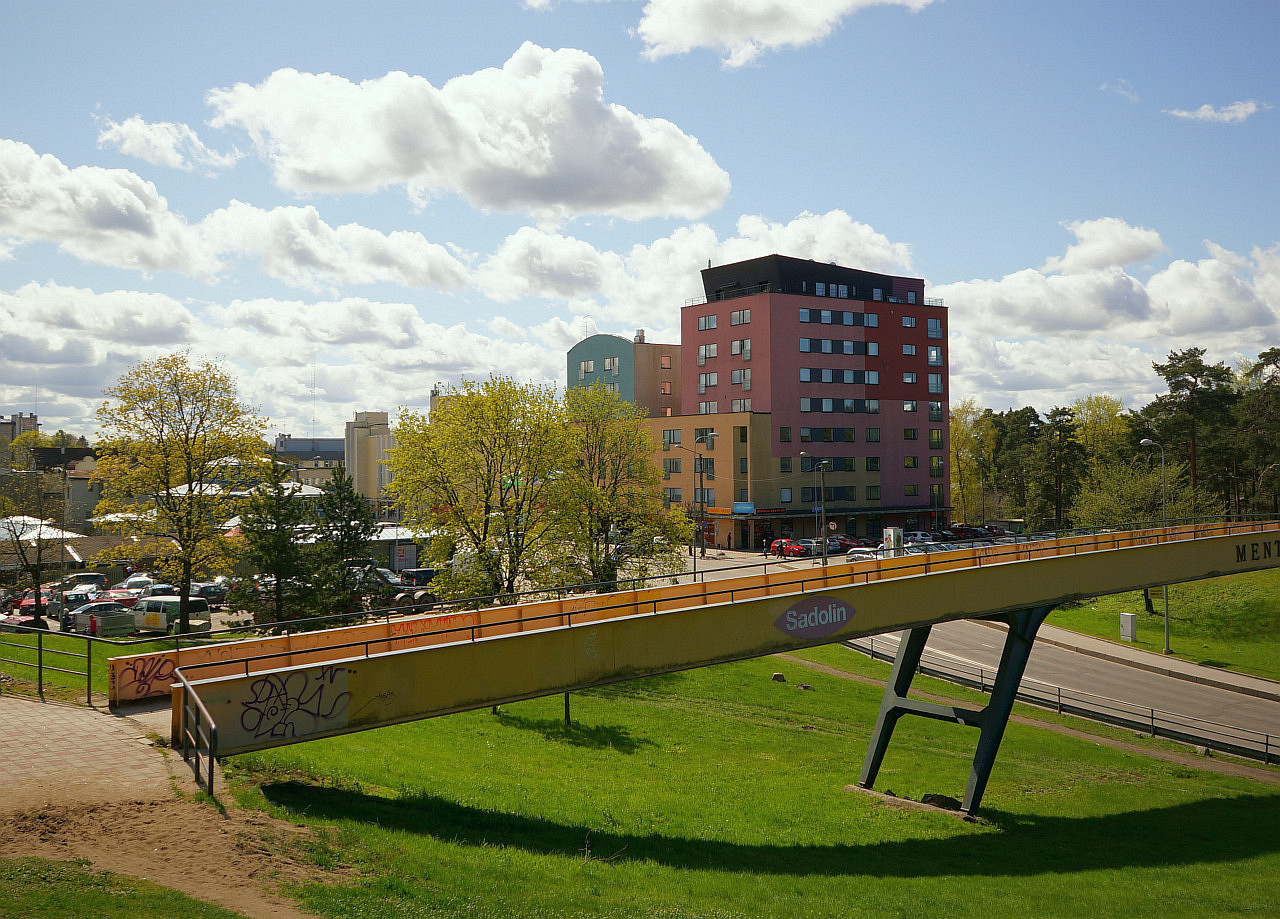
[133,596,212,634]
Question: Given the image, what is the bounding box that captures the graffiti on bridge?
[240,664,351,740]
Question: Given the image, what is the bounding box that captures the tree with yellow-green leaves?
[948,398,997,524]
[94,350,267,632]
[388,378,688,602]
[388,377,570,602]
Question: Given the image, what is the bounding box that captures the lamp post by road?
[1140,438,1172,655]
[800,452,831,566]
[674,432,718,578]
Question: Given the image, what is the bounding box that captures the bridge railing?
[846,635,1277,765]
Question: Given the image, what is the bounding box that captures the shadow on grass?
[493,711,656,753]
[261,780,1280,878]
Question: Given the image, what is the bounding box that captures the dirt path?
[0,690,335,919]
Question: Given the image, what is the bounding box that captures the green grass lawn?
[217,650,1280,919]
[0,859,247,918]
[1047,568,1280,680]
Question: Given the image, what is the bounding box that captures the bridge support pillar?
[857,605,1055,815]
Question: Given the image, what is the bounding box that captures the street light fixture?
[800,452,831,566]
[673,432,718,578]
[1139,438,1172,655]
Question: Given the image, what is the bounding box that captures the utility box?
[1120,612,1137,642]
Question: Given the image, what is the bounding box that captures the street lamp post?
[800,452,830,566]
[1140,438,1172,655]
[674,432,719,579]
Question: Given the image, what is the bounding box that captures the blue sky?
[2,0,1276,438]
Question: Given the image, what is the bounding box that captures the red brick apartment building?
[571,254,950,551]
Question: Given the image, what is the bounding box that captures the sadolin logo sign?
[775,595,854,640]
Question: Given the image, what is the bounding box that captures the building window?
[738,487,748,502]
[694,427,716,447]
[663,429,681,447]
[928,346,943,366]
[867,401,880,414]
[799,427,812,442]
[694,488,715,505]
[903,344,916,356]
[577,359,594,380]
[660,381,672,395]
[928,373,944,394]
[730,309,751,325]
[866,457,880,472]
[780,487,792,503]
[661,355,673,369]
[738,457,748,475]
[697,343,718,365]
[867,485,881,500]
[698,314,717,331]
[731,399,752,412]
[866,370,879,385]
[780,456,792,472]
[865,427,880,442]
[905,456,919,469]
[904,428,918,440]
[904,484,919,497]
[838,284,848,298]
[730,338,751,359]
[930,456,945,477]
[929,429,944,449]
[902,316,916,328]
[928,317,943,339]
[663,487,682,505]
[779,426,791,443]
[663,457,682,477]
[929,402,944,422]
[904,400,917,412]
[799,338,811,353]
[816,282,826,296]
[605,382,618,393]
[603,356,620,376]
[737,426,747,443]
[731,368,751,389]
[903,372,916,384]
[908,291,917,304]
[930,483,944,503]
[699,401,717,414]
[698,372,718,393]
[873,289,883,301]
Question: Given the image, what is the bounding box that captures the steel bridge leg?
[857,605,1055,815]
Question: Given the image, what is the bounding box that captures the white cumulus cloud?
[1165,100,1270,124]
[1041,217,1166,275]
[205,44,730,222]
[637,0,939,67]
[0,139,221,275]
[97,115,242,172]
[199,201,471,293]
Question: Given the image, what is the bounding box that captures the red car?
[769,538,809,558]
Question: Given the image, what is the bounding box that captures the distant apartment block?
[567,330,682,418]
[618,254,949,550]
[345,411,396,517]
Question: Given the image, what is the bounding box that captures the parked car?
[769,538,808,558]
[795,539,822,557]
[133,596,212,634]
[191,582,228,607]
[902,531,934,544]
[101,587,141,608]
[844,548,880,562]
[136,583,178,599]
[15,590,64,618]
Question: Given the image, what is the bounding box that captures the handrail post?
[37,630,44,696]
[86,638,93,704]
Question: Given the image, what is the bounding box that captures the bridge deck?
[172,521,1280,757]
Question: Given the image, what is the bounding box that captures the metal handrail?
[846,635,1277,765]
[174,666,219,794]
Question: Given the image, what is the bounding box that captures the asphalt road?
[882,618,1280,741]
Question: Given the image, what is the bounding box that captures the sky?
[2,0,1277,440]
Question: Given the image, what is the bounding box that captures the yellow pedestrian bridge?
[136,520,1280,814]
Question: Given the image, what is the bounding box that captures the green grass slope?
[223,651,1280,919]
[1048,568,1280,680]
